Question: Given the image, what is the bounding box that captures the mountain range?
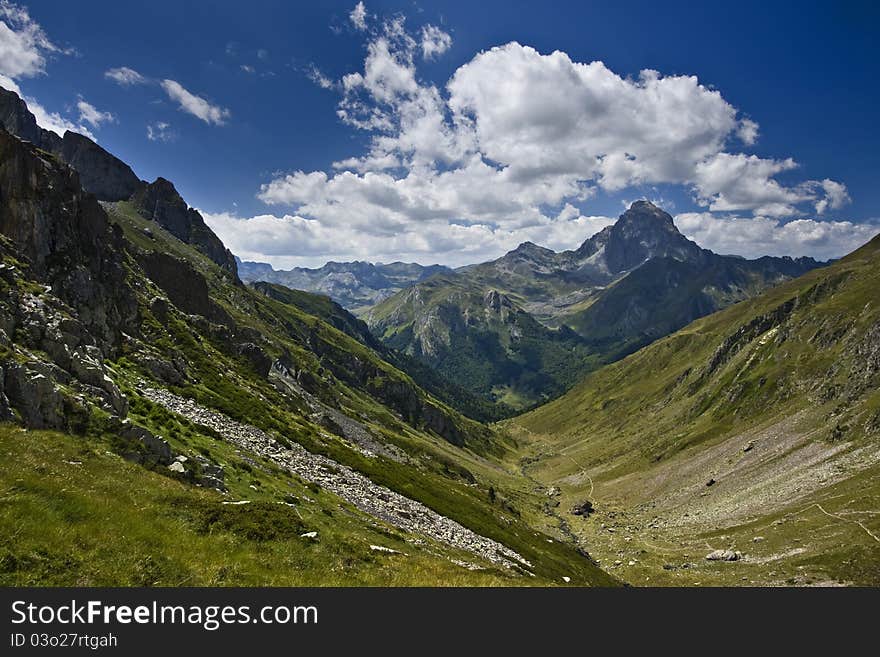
[1,82,877,587]
[237,258,451,312]
[368,201,822,408]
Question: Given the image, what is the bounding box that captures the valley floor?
[506,418,880,586]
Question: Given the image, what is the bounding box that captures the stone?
[234,342,272,378]
[149,296,169,324]
[168,461,186,473]
[705,549,741,562]
[4,365,65,429]
[120,421,173,465]
[571,500,594,516]
[194,455,226,492]
[300,531,318,539]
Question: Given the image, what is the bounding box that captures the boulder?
[234,342,272,378]
[194,455,226,492]
[705,549,742,562]
[571,500,595,517]
[3,364,65,428]
[120,421,173,465]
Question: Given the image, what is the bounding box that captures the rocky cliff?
[0,86,143,201]
[131,177,239,277]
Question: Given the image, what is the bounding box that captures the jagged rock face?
[138,251,213,317]
[599,200,706,274]
[56,132,143,201]
[0,86,43,145]
[0,257,127,430]
[0,129,137,348]
[131,177,239,277]
[0,86,142,201]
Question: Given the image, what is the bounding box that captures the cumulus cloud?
[420,24,452,60]
[204,208,615,269]
[0,1,65,80]
[349,2,367,31]
[146,121,173,142]
[160,79,230,125]
[235,8,863,267]
[28,99,93,138]
[76,97,115,128]
[675,212,878,261]
[736,118,759,145]
[0,71,21,94]
[104,66,147,86]
[0,1,91,138]
[814,179,850,214]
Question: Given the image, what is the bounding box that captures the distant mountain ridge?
[368,201,824,408]
[237,258,452,312]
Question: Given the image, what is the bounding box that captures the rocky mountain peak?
[511,241,555,257]
[580,200,706,274]
[0,85,143,201]
[131,178,239,279]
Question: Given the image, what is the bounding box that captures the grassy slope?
[0,425,534,586]
[369,274,601,410]
[507,235,880,585]
[0,200,617,586]
[253,281,515,423]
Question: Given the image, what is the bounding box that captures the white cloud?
[146,121,173,142]
[349,2,367,31]
[675,212,877,260]
[691,153,850,218]
[104,66,147,86]
[27,97,93,138]
[736,118,759,145]
[76,97,115,128]
[420,24,451,60]
[242,9,863,267]
[814,179,850,214]
[306,63,335,89]
[0,1,63,80]
[240,64,255,74]
[160,79,230,125]
[446,49,747,190]
[203,208,614,269]
[0,71,21,94]
[0,2,95,139]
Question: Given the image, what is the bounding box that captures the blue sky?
[1,0,878,267]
